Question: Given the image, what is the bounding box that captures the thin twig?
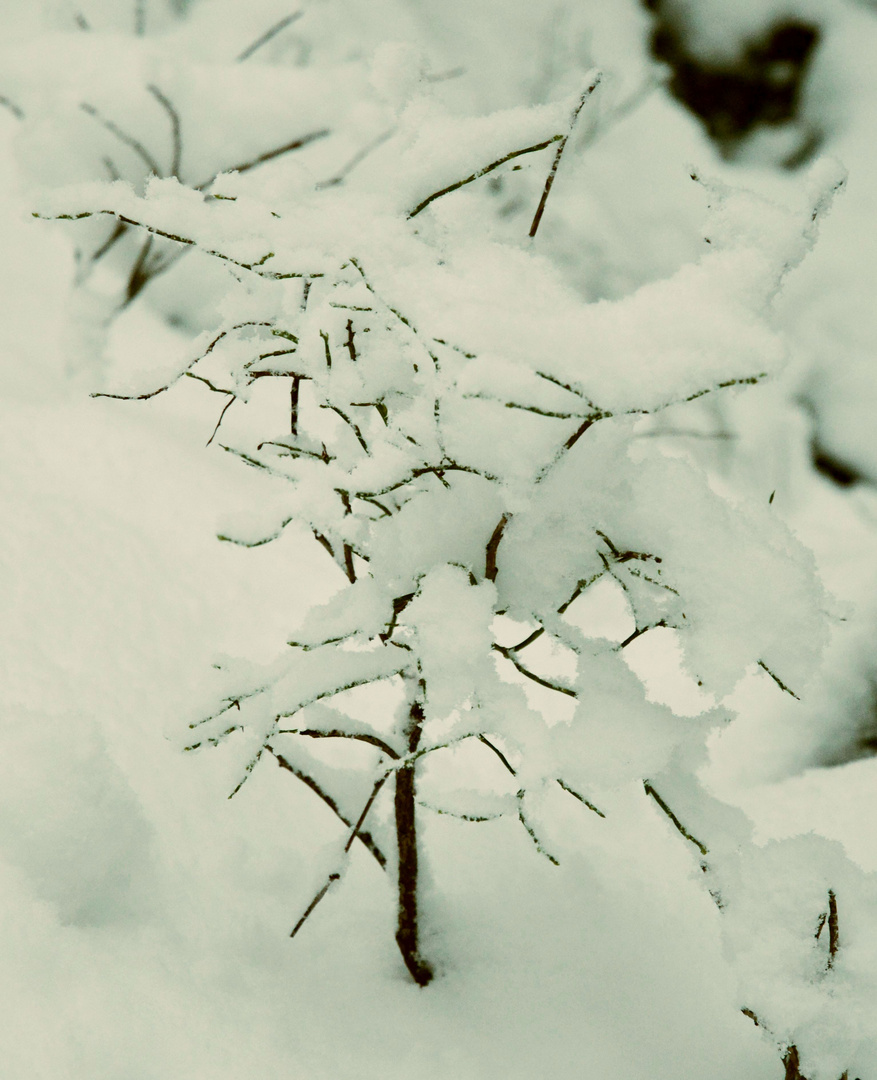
[408,135,563,220]
[35,210,320,280]
[317,128,394,189]
[0,95,24,121]
[619,620,668,650]
[79,103,162,176]
[493,643,577,698]
[206,395,236,446]
[196,130,329,189]
[147,84,182,178]
[270,748,387,868]
[555,778,605,818]
[644,782,708,857]
[290,769,392,937]
[279,728,401,759]
[289,873,341,938]
[323,405,369,452]
[529,74,601,238]
[356,462,498,500]
[290,375,301,436]
[478,734,518,776]
[485,514,509,582]
[828,889,839,967]
[757,660,800,700]
[418,801,504,823]
[217,517,294,548]
[344,319,357,361]
[517,790,560,865]
[237,11,303,63]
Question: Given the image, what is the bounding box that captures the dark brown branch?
[237,11,303,63]
[290,766,392,937]
[408,136,564,219]
[356,462,497,500]
[644,782,708,857]
[91,219,127,264]
[197,129,329,188]
[485,514,509,582]
[418,801,503,823]
[555,778,605,818]
[828,888,839,967]
[757,660,800,700]
[510,625,546,652]
[217,517,294,548]
[396,699,433,985]
[124,233,155,304]
[535,370,596,405]
[270,749,387,868]
[147,83,182,178]
[529,74,601,238]
[493,643,577,698]
[289,873,341,938]
[564,414,611,451]
[619,620,668,650]
[345,318,357,361]
[343,543,357,583]
[206,395,236,446]
[323,405,369,452]
[312,530,335,558]
[380,593,416,643]
[36,210,319,280]
[320,329,332,368]
[79,102,162,176]
[816,889,840,970]
[290,375,301,435]
[478,734,518,776]
[316,128,394,189]
[280,728,400,760]
[517,791,560,865]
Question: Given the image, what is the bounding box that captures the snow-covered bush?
[23,5,877,1076]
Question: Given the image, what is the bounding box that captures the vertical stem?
[290,374,301,435]
[395,693,433,986]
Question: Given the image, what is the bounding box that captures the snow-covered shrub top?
[33,97,841,809]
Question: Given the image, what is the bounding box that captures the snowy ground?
[3,2,877,1078]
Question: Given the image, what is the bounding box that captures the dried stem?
[237,11,303,63]
[408,136,564,220]
[529,74,601,238]
[147,84,182,178]
[644,782,708,857]
[395,693,434,986]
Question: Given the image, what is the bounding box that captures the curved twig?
[269,748,387,869]
[277,727,401,760]
[643,782,708,857]
[408,135,563,220]
[529,74,601,238]
[290,767,393,937]
[79,102,162,177]
[237,11,303,63]
[493,643,577,698]
[147,84,182,178]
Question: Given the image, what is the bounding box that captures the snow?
[5,1,877,1078]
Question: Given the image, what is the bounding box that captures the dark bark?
[394,696,434,986]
